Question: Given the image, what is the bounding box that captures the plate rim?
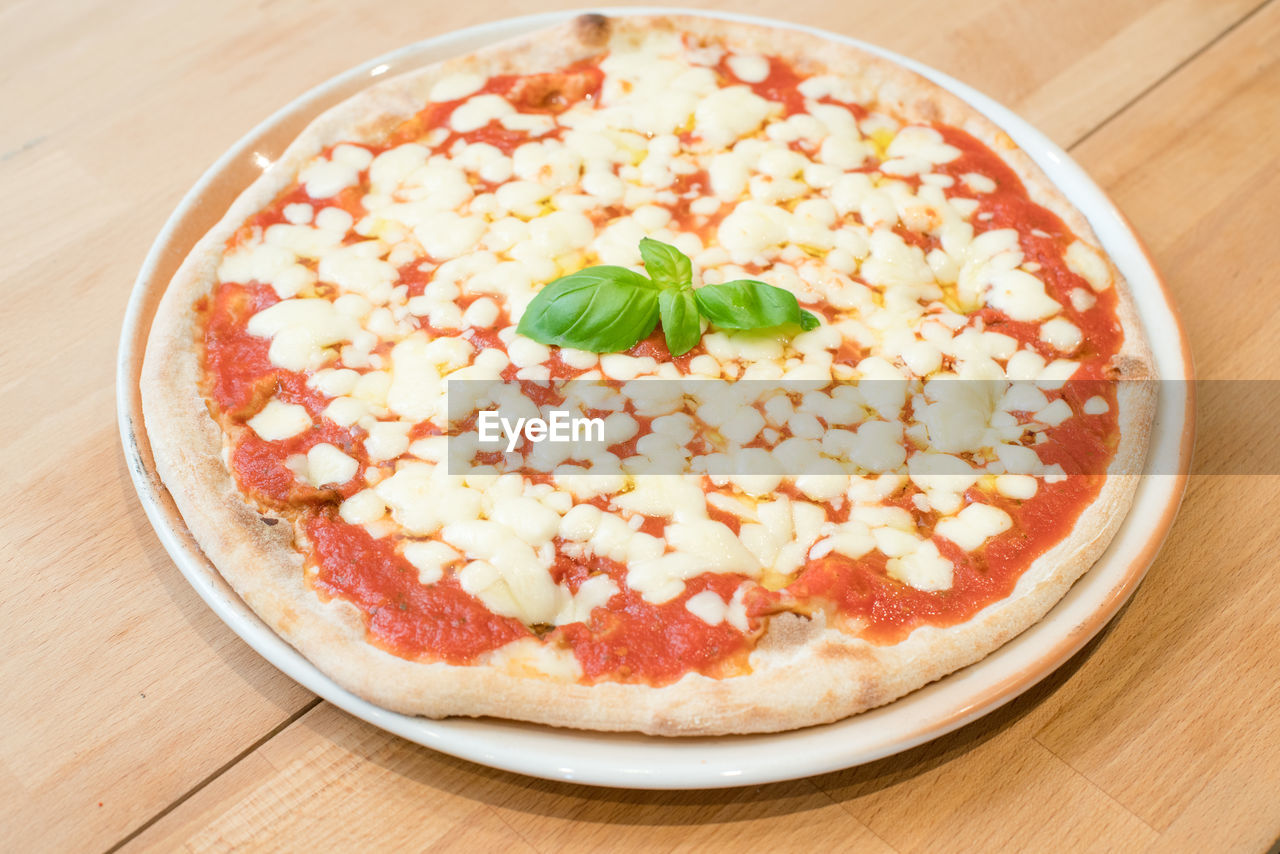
[117,7,1195,789]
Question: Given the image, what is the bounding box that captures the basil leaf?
[693,280,815,331]
[516,267,659,352]
[514,242,821,358]
[658,288,701,357]
[639,237,692,290]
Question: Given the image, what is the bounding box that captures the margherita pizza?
[141,14,1154,734]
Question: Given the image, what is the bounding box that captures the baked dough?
[142,14,1155,735]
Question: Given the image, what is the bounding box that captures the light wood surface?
[2,0,1276,851]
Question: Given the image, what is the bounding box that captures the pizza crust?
[142,13,1156,735]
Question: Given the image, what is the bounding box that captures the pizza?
[141,13,1155,735]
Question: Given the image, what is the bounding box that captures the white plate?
[117,8,1194,788]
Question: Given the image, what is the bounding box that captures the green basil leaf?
[516,246,821,358]
[639,237,692,290]
[693,280,815,331]
[516,267,659,352]
[658,287,702,357]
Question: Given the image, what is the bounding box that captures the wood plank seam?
[484,801,546,854]
[1029,735,1160,836]
[801,776,900,853]
[1067,0,1275,151]
[100,698,323,854]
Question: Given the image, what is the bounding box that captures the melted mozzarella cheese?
[1065,240,1111,292]
[305,443,358,486]
[935,503,1013,551]
[227,33,1117,614]
[247,399,312,440]
[887,540,953,591]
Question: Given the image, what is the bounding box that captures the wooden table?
[3,0,1277,850]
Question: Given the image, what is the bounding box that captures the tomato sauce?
[384,62,603,157]
[786,471,1106,643]
[937,126,1123,363]
[551,555,754,684]
[200,53,1126,685]
[307,514,531,661]
[202,283,280,414]
[722,55,807,116]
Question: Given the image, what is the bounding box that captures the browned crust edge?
[140,13,1157,736]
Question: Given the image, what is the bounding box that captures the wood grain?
[1,0,1275,851]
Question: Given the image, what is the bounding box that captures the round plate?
[117,8,1194,789]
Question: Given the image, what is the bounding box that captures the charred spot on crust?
[278,606,300,632]
[574,13,610,48]
[915,99,942,122]
[1109,355,1149,380]
[756,611,822,653]
[814,641,877,665]
[260,516,279,525]
[507,71,599,113]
